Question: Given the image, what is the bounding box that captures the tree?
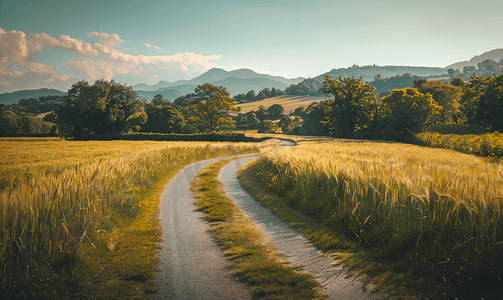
[463,66,476,75]
[245,112,260,127]
[142,103,186,133]
[255,105,268,121]
[152,94,166,106]
[257,120,278,133]
[278,116,302,134]
[462,72,503,131]
[476,71,503,131]
[460,75,490,126]
[448,68,456,77]
[267,104,284,120]
[450,77,464,87]
[260,88,271,98]
[56,80,147,139]
[321,75,377,137]
[416,80,462,124]
[377,88,442,140]
[301,102,331,136]
[245,90,256,101]
[290,106,306,118]
[255,91,267,101]
[187,84,238,132]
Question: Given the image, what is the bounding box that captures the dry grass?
[253,140,503,299]
[235,95,326,114]
[0,137,264,298]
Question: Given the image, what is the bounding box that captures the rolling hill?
[446,48,503,70]
[0,88,66,104]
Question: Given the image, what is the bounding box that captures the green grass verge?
[191,158,325,300]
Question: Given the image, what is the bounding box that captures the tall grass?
[0,139,261,290]
[256,141,503,296]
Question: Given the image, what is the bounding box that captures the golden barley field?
[257,141,503,289]
[0,137,261,287]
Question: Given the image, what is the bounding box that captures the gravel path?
[219,155,379,300]
[154,155,255,300]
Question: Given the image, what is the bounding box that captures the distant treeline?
[283,58,503,97]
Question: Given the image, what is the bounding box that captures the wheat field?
[0,137,262,287]
[258,141,503,268]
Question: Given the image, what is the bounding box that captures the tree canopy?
[187,84,238,132]
[56,80,147,139]
[321,75,377,137]
[377,87,442,140]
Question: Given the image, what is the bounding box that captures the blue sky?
[1,0,502,93]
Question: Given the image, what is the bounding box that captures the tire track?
[219,155,379,300]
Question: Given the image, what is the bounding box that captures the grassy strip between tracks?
[191,158,325,300]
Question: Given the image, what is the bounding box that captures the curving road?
[154,155,256,300]
[154,143,382,299]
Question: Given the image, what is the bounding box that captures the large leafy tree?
[301,101,331,136]
[187,84,238,132]
[321,75,377,137]
[56,80,147,139]
[377,87,442,140]
[462,72,503,131]
[414,80,462,124]
[267,104,284,120]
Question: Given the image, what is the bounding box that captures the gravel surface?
[154,155,255,300]
[220,155,379,300]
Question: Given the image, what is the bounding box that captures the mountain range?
[132,68,305,101]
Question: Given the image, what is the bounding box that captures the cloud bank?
[0,28,222,93]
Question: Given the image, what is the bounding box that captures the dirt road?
[219,156,378,300]
[154,155,254,300]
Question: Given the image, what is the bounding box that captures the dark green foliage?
[415,80,463,124]
[257,120,278,133]
[266,104,284,120]
[278,116,301,134]
[56,80,147,139]
[321,76,377,137]
[375,88,443,141]
[461,72,503,131]
[142,103,186,133]
[301,102,330,136]
[83,132,269,142]
[0,110,55,135]
[285,78,323,96]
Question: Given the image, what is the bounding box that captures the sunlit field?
[0,138,262,289]
[235,95,325,114]
[256,141,503,297]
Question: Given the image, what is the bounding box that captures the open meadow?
[235,95,326,114]
[250,140,503,298]
[0,137,263,297]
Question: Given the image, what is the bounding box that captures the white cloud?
[87,31,123,47]
[0,28,98,69]
[0,29,225,91]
